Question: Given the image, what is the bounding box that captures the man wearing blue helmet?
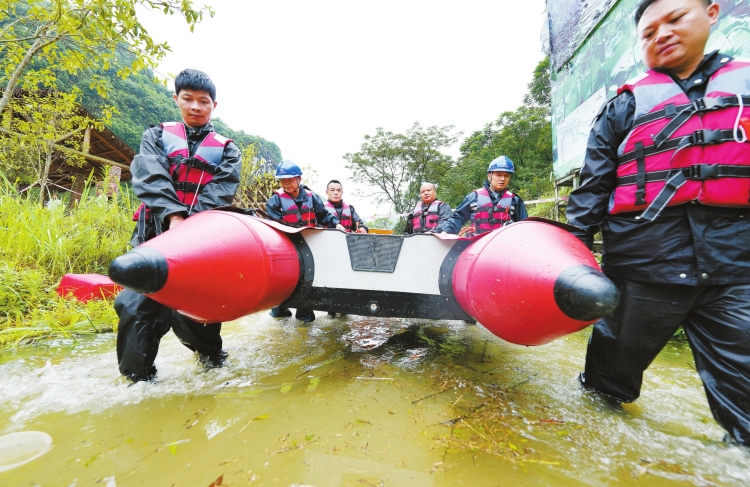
[444,156,528,236]
[266,160,344,322]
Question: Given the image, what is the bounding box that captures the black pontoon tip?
[108,247,168,294]
[554,265,619,321]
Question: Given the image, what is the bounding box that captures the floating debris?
[298,349,347,377]
[307,377,320,391]
[0,431,53,473]
[340,318,410,352]
[395,347,429,367]
[360,352,394,368]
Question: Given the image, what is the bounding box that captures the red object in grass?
[57,274,123,302]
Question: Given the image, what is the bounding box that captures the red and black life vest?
[163,122,231,208]
[411,200,443,232]
[471,188,514,234]
[324,201,353,230]
[133,122,231,221]
[277,188,316,227]
[611,59,750,220]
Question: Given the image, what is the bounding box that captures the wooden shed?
[0,89,135,205]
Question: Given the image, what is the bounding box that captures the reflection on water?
[0,312,748,486]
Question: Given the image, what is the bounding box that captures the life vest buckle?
[688,164,719,180]
[693,129,721,145]
[635,188,647,206]
[693,97,721,112]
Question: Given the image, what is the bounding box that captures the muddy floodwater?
[1,312,748,486]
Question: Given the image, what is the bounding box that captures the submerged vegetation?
[0,174,135,347]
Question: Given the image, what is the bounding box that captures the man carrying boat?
[404,182,452,234]
[115,69,242,382]
[567,0,750,446]
[443,156,528,236]
[324,179,368,233]
[266,160,344,322]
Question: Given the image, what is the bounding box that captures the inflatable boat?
[108,208,618,346]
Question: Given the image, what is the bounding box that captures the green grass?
[0,173,136,348]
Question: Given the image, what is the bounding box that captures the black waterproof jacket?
[443,180,528,234]
[130,122,242,246]
[327,200,368,232]
[567,51,750,286]
[265,185,340,228]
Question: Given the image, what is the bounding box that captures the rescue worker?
[404,182,452,234]
[266,161,344,322]
[567,0,750,446]
[324,179,368,233]
[114,69,242,382]
[443,156,528,236]
[322,179,367,317]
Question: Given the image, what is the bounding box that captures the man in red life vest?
[324,179,368,233]
[567,0,750,446]
[114,69,242,382]
[404,182,453,234]
[444,156,528,236]
[266,161,344,322]
[323,179,367,318]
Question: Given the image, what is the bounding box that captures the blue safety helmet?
[275,160,303,179]
[487,156,515,174]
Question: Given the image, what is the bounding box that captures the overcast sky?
[139,0,547,217]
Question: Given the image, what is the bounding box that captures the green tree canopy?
[523,56,551,110]
[344,122,459,214]
[438,57,552,207]
[0,0,212,114]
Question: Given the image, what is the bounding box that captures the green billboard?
[548,0,750,180]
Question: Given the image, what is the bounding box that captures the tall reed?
[0,173,136,347]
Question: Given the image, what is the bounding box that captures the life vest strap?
[619,138,680,163]
[634,142,647,206]
[619,129,745,164]
[169,156,220,175]
[676,129,740,150]
[638,171,689,222]
[684,163,750,180]
[282,208,308,216]
[651,95,750,147]
[635,95,750,131]
[634,103,687,127]
[635,164,750,221]
[174,181,205,193]
[475,216,510,225]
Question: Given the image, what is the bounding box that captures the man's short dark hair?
[327,179,342,189]
[174,69,216,101]
[635,0,712,25]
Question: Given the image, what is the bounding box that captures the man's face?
[173,89,217,128]
[326,183,343,203]
[638,0,719,78]
[279,176,301,195]
[420,185,436,204]
[488,171,511,192]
